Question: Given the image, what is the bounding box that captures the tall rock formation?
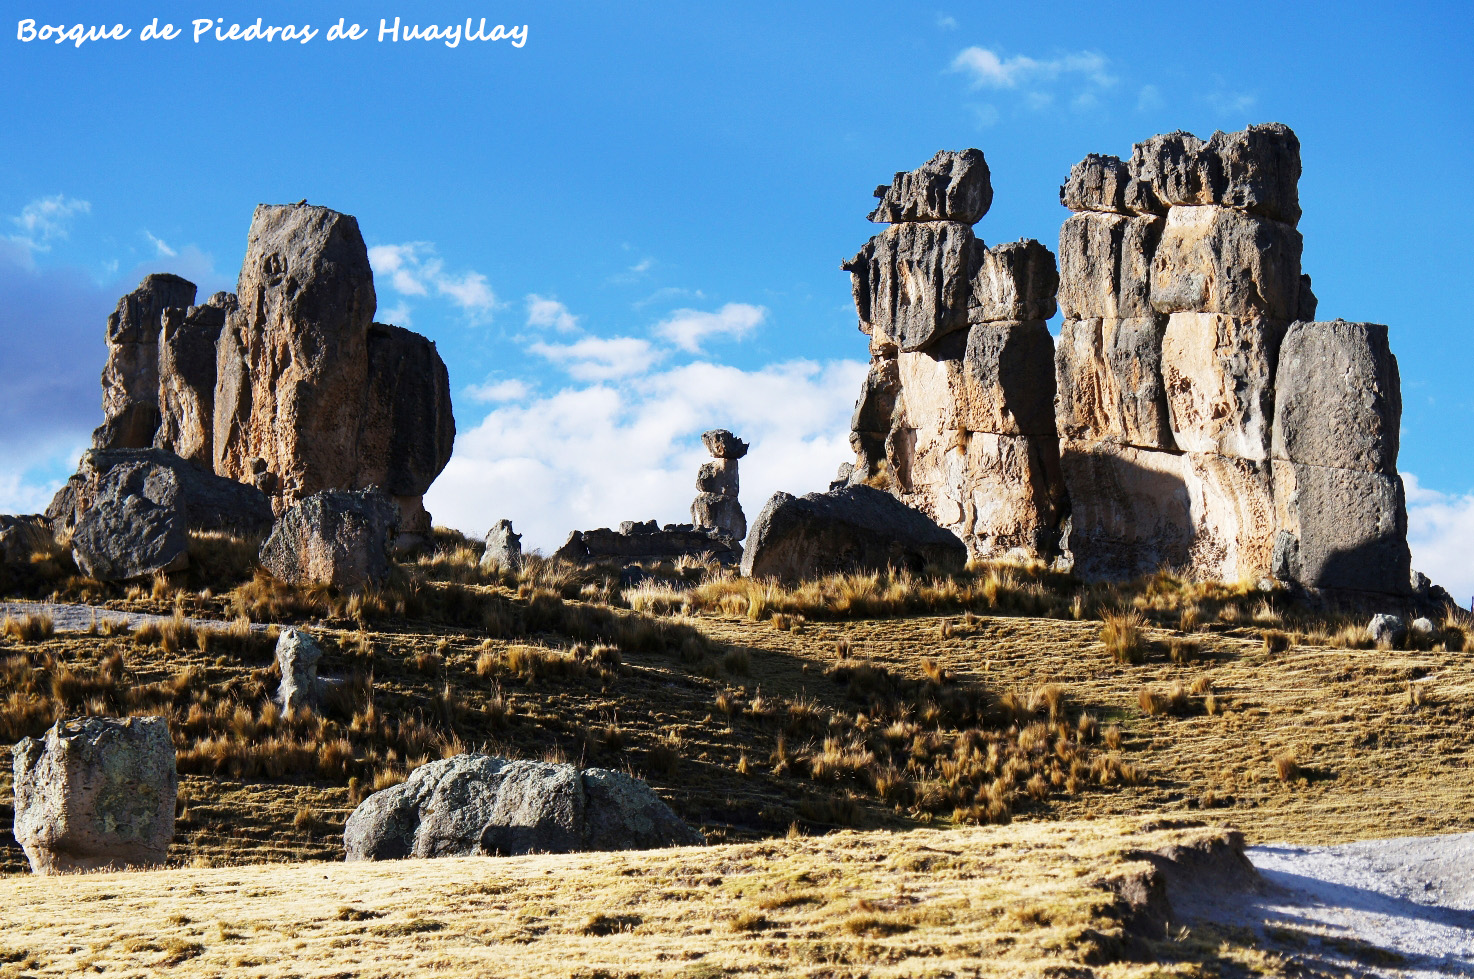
[1054,124,1410,595]
[93,274,198,450]
[155,291,237,466]
[691,429,747,540]
[841,150,1065,561]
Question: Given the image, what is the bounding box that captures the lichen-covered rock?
[0,515,57,565]
[842,221,977,352]
[342,754,701,861]
[70,462,189,581]
[481,519,523,571]
[275,629,324,713]
[1127,124,1301,225]
[967,240,1058,323]
[741,484,967,581]
[1057,212,1162,321]
[1161,313,1284,461]
[1150,206,1305,320]
[357,323,455,534]
[47,448,272,537]
[1272,463,1411,594]
[214,204,377,509]
[94,274,198,451]
[868,149,993,224]
[1054,317,1174,450]
[155,293,235,467]
[259,488,399,589]
[13,716,176,874]
[1272,321,1400,473]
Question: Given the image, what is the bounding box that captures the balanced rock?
[343,754,702,861]
[741,484,967,581]
[13,716,177,874]
[1054,317,1174,450]
[1128,124,1301,225]
[691,429,748,540]
[481,519,523,571]
[155,292,235,467]
[1272,321,1400,473]
[259,488,399,589]
[0,515,57,565]
[48,448,273,537]
[701,429,748,459]
[1059,153,1163,216]
[868,148,993,224]
[70,461,189,581]
[94,274,198,450]
[275,629,324,713]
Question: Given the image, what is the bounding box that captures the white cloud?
[379,301,412,327]
[425,358,868,552]
[526,294,579,333]
[465,378,530,403]
[368,241,497,323]
[936,13,957,29]
[8,194,90,256]
[654,303,767,353]
[143,230,176,258]
[1404,473,1474,606]
[1205,90,1256,115]
[529,335,663,381]
[950,46,1114,91]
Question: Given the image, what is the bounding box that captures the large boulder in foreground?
[742,484,967,581]
[343,754,702,861]
[259,488,399,589]
[13,716,177,874]
[70,461,189,581]
[48,448,273,538]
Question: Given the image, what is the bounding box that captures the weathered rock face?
[690,430,747,541]
[358,323,456,535]
[94,274,199,450]
[275,629,324,713]
[48,448,273,537]
[214,204,377,509]
[12,716,177,874]
[259,488,400,589]
[741,484,967,582]
[1054,123,1411,595]
[481,519,523,571]
[868,148,993,224]
[155,292,236,467]
[0,515,56,565]
[342,754,701,861]
[842,149,1064,562]
[70,461,190,581]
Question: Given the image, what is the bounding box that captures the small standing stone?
[481,519,523,571]
[276,629,324,713]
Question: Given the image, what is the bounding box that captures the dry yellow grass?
[0,818,1284,978]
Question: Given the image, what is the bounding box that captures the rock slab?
[343,754,702,861]
[868,148,993,225]
[13,716,177,874]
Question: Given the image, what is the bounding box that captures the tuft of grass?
[1262,629,1291,654]
[1275,753,1301,783]
[1101,609,1146,664]
[3,613,54,642]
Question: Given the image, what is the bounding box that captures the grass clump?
[1101,609,1146,664]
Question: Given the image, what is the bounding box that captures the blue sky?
[3,1,1471,593]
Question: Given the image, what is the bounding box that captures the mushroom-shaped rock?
[868,149,993,225]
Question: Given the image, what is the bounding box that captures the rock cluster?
[841,149,1066,561]
[12,716,177,874]
[1054,124,1409,593]
[555,519,742,567]
[343,754,702,861]
[62,203,455,559]
[690,429,747,540]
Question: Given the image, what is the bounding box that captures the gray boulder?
[13,716,177,874]
[1272,463,1411,594]
[94,274,199,451]
[555,523,742,567]
[1272,321,1400,473]
[259,488,399,589]
[342,754,701,861]
[1060,153,1163,216]
[741,484,967,581]
[691,493,746,541]
[0,515,57,565]
[967,239,1058,323]
[1127,124,1301,225]
[868,148,992,224]
[842,221,977,352]
[1367,614,1406,646]
[48,447,273,537]
[1410,617,1436,637]
[276,629,324,713]
[481,519,523,571]
[70,462,189,581]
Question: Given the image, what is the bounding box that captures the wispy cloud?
[465,378,531,403]
[935,13,957,29]
[143,230,175,257]
[1205,90,1257,115]
[951,46,1115,91]
[1137,84,1164,112]
[8,194,90,257]
[654,303,767,353]
[528,335,663,381]
[368,241,498,323]
[526,294,579,333]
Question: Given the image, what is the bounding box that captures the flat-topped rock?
[868,149,993,224]
[967,240,1058,323]
[1128,123,1301,225]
